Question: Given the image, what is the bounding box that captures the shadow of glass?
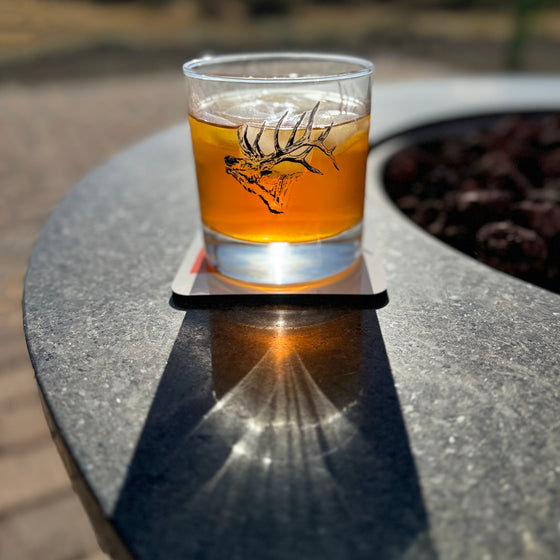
[113,306,436,560]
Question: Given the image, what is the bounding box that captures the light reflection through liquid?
[210,306,362,441]
[179,306,367,545]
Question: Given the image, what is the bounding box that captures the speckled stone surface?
[24,77,560,560]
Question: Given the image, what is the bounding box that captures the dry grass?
[1,0,559,68]
[0,0,201,61]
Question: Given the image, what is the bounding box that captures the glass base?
[203,224,362,286]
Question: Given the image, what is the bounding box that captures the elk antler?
[236,102,339,174]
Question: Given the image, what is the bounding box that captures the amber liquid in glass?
[189,91,369,244]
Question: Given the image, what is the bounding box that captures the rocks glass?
[183,53,373,285]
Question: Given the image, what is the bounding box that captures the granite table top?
[24,76,560,560]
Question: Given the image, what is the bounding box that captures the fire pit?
[23,77,560,560]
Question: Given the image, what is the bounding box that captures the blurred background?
[1,1,559,559]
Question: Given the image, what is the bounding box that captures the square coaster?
[171,232,387,308]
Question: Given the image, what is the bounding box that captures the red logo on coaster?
[190,249,209,274]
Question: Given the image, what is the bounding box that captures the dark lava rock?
[383,113,560,293]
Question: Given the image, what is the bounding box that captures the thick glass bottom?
[203,224,362,286]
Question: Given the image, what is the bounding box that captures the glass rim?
[182,52,374,84]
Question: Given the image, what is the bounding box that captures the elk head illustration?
[224,102,339,214]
